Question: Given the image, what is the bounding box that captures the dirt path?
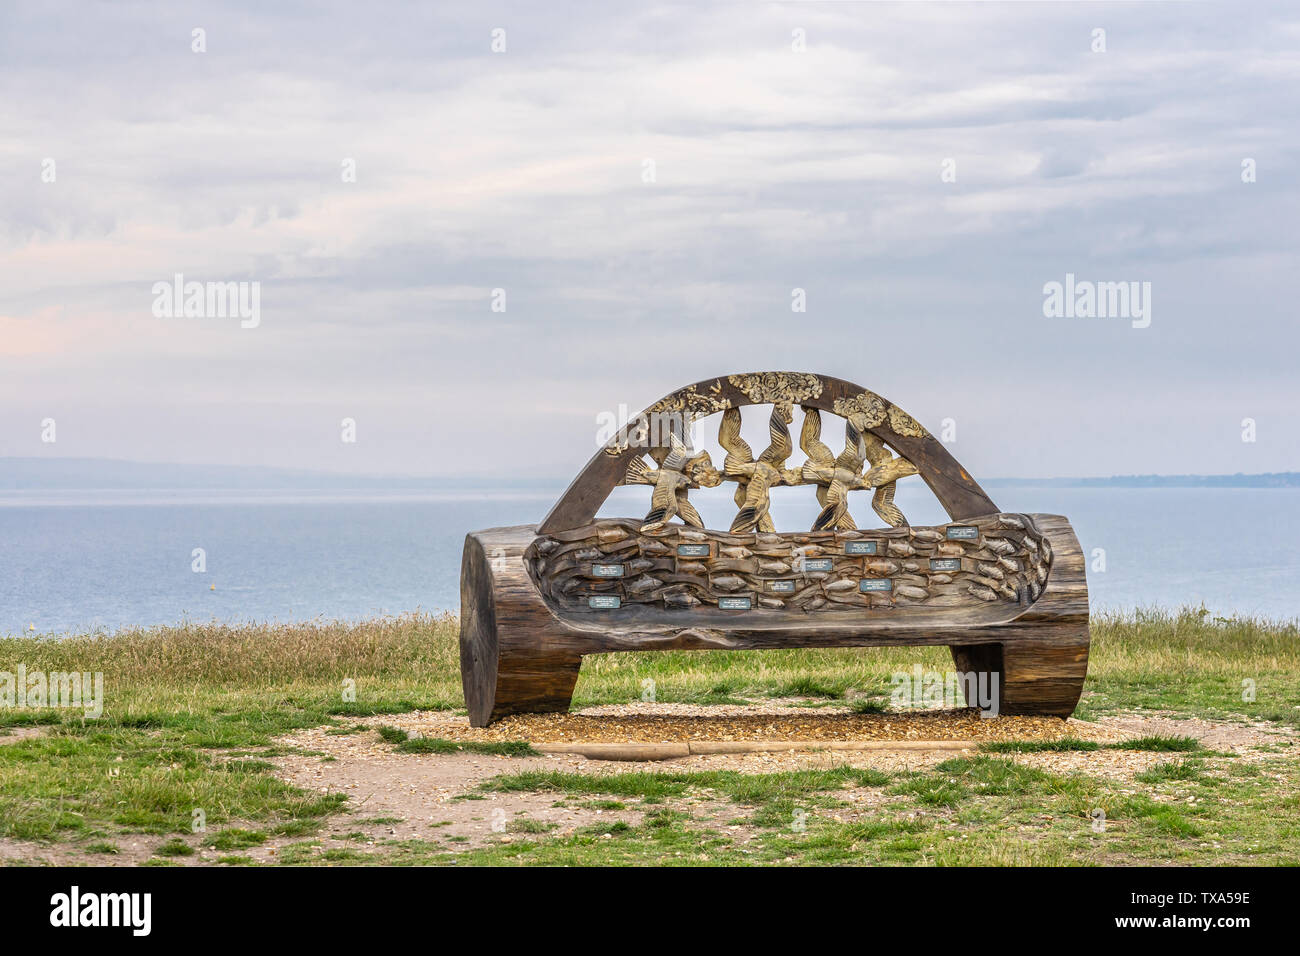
[257,703,1297,861]
[5,704,1294,865]
[263,718,970,862]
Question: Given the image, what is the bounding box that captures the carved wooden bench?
[460,372,1089,727]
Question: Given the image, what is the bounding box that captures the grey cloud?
[0,0,1296,479]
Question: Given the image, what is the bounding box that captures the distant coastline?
[2,457,1297,491]
[984,473,1300,489]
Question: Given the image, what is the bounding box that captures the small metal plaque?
[590,563,625,578]
[947,526,979,540]
[587,595,621,609]
[801,557,834,572]
[930,558,961,572]
[718,596,752,610]
[859,578,893,592]
[768,580,796,593]
[844,541,878,555]
[677,543,711,557]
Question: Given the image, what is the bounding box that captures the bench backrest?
[540,371,999,535]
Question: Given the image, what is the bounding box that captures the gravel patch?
[359,703,1130,746]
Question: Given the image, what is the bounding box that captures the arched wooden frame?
[540,372,999,535]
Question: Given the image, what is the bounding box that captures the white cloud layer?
[1,1,1297,480]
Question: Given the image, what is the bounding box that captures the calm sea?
[2,484,1297,636]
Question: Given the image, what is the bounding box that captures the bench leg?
[486,646,583,726]
[460,617,583,727]
[951,636,1088,718]
[460,530,586,727]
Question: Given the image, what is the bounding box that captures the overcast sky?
[1,1,1296,482]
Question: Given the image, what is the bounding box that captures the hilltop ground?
[2,608,1297,866]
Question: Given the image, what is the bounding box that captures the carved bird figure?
[802,415,869,531]
[861,435,918,527]
[625,433,720,532]
[800,407,919,529]
[719,403,793,533]
[798,405,834,476]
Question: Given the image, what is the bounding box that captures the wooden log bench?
[460,372,1089,727]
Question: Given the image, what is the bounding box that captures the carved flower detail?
[728,372,823,405]
[648,384,730,417]
[832,391,887,429]
[887,405,929,438]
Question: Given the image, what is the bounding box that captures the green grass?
[506,818,558,834]
[398,753,1296,867]
[1135,760,1207,783]
[399,738,537,756]
[0,711,62,728]
[981,737,1101,753]
[888,775,966,807]
[480,766,894,826]
[154,838,195,857]
[1079,607,1300,726]
[0,614,452,845]
[4,606,1295,724]
[375,725,408,744]
[1,607,1297,865]
[209,828,268,851]
[848,697,890,715]
[1119,735,1202,752]
[372,728,539,757]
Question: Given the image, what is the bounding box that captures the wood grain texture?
[460,513,1089,725]
[460,529,583,726]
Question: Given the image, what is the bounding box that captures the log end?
[459,534,500,727]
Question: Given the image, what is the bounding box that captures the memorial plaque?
[844,541,878,555]
[718,596,752,610]
[768,580,796,593]
[859,578,893,592]
[947,526,979,540]
[590,563,625,578]
[930,558,961,572]
[587,595,621,609]
[677,543,711,557]
[801,557,834,572]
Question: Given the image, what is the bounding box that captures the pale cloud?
[0,0,1297,479]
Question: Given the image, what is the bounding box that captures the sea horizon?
[4,483,1298,637]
